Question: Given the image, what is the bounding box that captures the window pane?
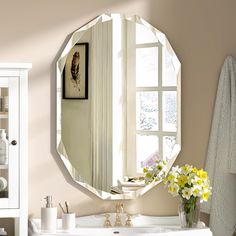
[136,134,159,173]
[136,47,158,87]
[136,92,158,131]
[136,23,158,44]
[163,136,176,161]
[163,49,177,87]
[163,91,177,132]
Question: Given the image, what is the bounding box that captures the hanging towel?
[201,56,236,236]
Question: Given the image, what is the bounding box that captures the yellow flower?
[168,183,179,196]
[197,169,208,180]
[168,174,175,182]
[196,179,203,185]
[201,191,210,202]
[145,173,152,179]
[182,187,192,200]
[192,187,201,197]
[163,160,167,165]
[143,167,148,173]
[163,177,168,185]
[187,173,195,185]
[157,164,163,171]
[177,175,188,188]
[181,164,192,175]
[192,167,198,173]
[182,165,189,172]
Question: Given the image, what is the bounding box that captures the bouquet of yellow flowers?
[164,164,212,203]
[143,162,212,228]
[143,160,168,184]
[164,164,212,228]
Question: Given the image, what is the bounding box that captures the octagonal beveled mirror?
[56,14,181,200]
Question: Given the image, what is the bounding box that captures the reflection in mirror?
[56,14,181,200]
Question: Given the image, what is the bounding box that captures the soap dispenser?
[41,196,57,233]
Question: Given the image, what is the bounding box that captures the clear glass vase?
[178,197,200,228]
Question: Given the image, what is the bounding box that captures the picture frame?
[63,43,89,99]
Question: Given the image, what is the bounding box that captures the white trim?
[19,69,29,235]
[0,63,32,69]
[0,209,20,217]
[8,75,19,208]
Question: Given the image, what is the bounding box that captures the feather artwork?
[71,51,80,81]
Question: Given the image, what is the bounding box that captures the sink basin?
[62,227,165,235]
[29,213,212,236]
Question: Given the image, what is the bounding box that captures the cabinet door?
[0,77,19,208]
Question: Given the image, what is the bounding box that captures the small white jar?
[62,213,75,231]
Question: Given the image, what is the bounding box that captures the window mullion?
[136,87,177,92]
[158,42,163,159]
[136,130,176,136]
[136,42,159,48]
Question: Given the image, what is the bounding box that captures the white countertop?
[29,214,212,236]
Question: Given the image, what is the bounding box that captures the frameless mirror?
[56,14,181,200]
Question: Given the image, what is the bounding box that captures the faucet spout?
[114,202,124,227]
[116,203,124,214]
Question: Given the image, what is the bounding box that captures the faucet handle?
[125,214,133,227]
[114,213,122,227]
[103,214,112,227]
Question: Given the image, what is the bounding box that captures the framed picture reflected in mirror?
[63,43,89,99]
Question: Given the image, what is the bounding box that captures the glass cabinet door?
[0,77,19,208]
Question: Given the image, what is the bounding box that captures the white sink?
[29,213,212,236]
[60,227,165,235]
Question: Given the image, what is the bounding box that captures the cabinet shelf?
[0,112,8,119]
[0,165,8,170]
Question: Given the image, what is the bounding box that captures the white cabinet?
[0,63,31,236]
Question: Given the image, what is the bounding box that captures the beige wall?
[0,0,236,230]
[62,29,92,185]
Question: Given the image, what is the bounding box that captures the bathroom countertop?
[29,214,212,236]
